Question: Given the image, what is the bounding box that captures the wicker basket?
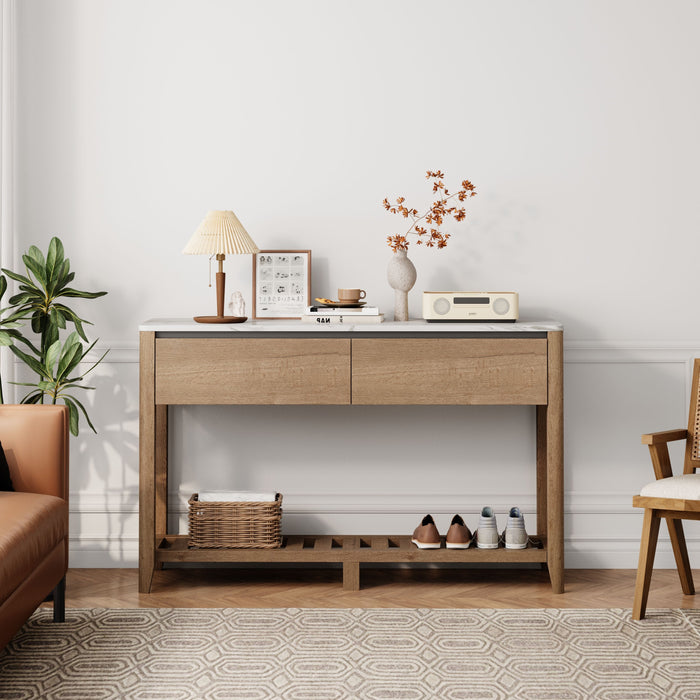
[187,493,282,549]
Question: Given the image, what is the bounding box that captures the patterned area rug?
[1,607,700,699]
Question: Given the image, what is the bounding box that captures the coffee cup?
[338,288,366,303]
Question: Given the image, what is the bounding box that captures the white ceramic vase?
[387,249,417,322]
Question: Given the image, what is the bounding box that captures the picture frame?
[252,250,311,319]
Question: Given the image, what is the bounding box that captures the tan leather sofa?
[0,405,69,650]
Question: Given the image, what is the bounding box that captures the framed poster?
[252,250,311,319]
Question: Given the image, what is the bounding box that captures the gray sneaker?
[475,506,499,549]
[503,506,528,549]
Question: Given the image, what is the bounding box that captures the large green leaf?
[42,323,59,355]
[72,315,88,341]
[8,294,40,309]
[63,397,80,436]
[45,237,65,288]
[30,310,45,335]
[2,307,32,324]
[63,394,96,434]
[49,306,67,330]
[1,268,33,287]
[9,344,46,377]
[0,325,37,351]
[61,330,81,351]
[22,254,48,290]
[53,303,85,322]
[44,339,62,375]
[62,382,94,392]
[60,288,108,299]
[81,346,107,377]
[0,275,6,299]
[55,258,72,287]
[0,328,31,347]
[25,245,46,267]
[53,304,91,340]
[57,340,83,380]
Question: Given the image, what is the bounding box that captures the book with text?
[301,313,384,324]
[306,305,381,315]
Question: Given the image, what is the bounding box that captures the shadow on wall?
[73,371,139,564]
[169,403,537,498]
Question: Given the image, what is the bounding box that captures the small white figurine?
[229,291,246,317]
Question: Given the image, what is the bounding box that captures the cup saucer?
[314,298,366,308]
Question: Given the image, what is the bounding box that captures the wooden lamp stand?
[193,254,247,324]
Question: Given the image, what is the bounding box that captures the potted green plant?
[0,237,107,435]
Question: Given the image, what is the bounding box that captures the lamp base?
[193,315,248,324]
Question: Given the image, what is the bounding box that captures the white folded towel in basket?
[198,490,278,503]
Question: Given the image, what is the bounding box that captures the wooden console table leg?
[343,561,360,591]
[536,404,548,571]
[139,331,156,593]
[546,331,565,593]
[154,405,168,571]
[536,405,548,541]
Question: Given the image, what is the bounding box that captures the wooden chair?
[632,358,700,619]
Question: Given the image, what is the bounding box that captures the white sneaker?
[503,506,528,549]
[475,507,499,549]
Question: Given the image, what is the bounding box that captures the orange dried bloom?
[383,170,476,250]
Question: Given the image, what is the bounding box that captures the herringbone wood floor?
[57,567,700,610]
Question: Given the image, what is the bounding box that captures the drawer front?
[352,338,548,405]
[155,338,351,404]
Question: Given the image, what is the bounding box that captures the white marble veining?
[139,318,563,333]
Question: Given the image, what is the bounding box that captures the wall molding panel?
[72,340,700,367]
[63,340,700,569]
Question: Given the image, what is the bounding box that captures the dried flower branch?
[384,170,476,252]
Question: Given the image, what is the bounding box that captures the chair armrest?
[641,429,688,445]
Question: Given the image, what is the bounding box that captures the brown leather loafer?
[445,514,472,549]
[411,514,441,549]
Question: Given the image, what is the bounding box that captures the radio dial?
[493,297,510,315]
[433,297,451,315]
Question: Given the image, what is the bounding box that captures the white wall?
[11,0,700,568]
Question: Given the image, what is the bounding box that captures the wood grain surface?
[155,338,351,404]
[352,338,548,404]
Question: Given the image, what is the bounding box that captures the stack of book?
[301,304,384,324]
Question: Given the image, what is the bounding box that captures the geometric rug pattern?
[1,607,700,699]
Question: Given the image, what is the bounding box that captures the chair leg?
[666,517,695,595]
[633,509,660,620]
[53,576,66,623]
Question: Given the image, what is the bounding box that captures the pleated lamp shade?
[183,210,260,255]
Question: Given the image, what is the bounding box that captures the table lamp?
[183,210,260,323]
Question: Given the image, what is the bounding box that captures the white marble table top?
[139,318,562,333]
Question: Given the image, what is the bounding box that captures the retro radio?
[422,291,519,321]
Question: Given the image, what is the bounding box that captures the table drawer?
[351,338,548,405]
[155,338,351,404]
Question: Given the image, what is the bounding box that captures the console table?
[139,319,564,594]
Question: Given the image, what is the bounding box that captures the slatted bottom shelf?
[156,534,548,590]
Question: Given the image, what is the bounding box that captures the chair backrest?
[685,358,700,474]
